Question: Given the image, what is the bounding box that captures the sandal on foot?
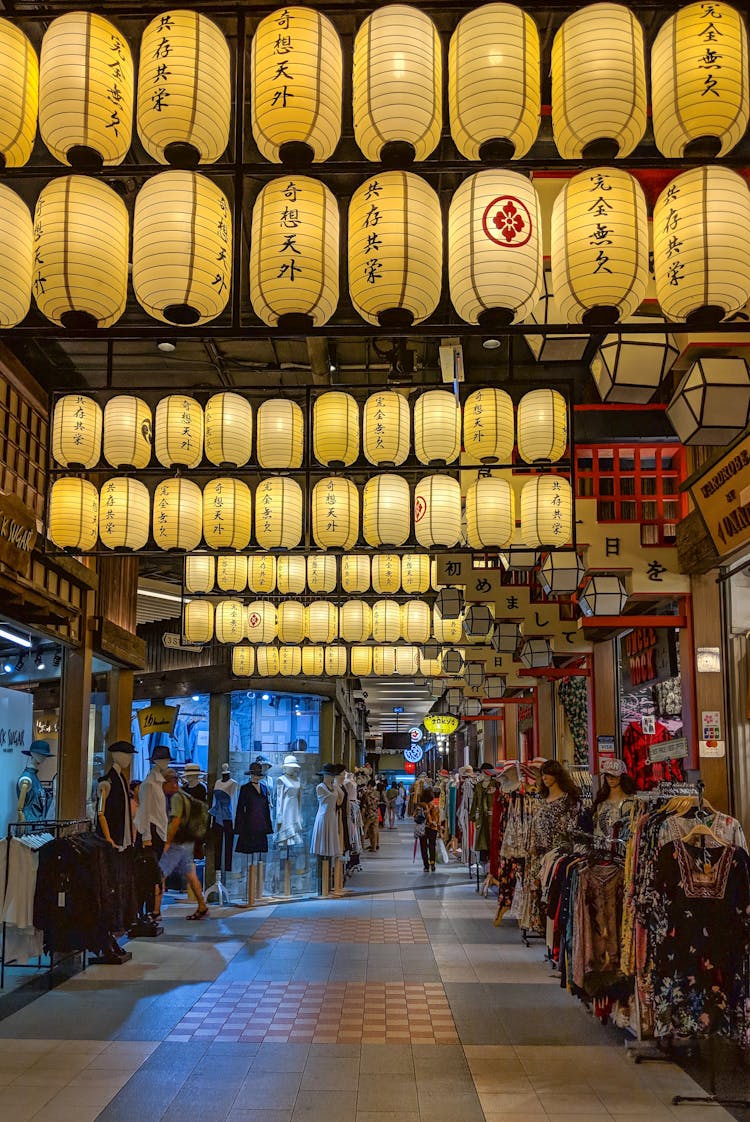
[186,908,209,921]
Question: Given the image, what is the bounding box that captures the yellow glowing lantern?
[33,176,128,328]
[463,388,514,464]
[204,393,253,469]
[232,646,256,676]
[246,601,278,644]
[340,600,372,643]
[215,599,246,644]
[202,478,252,551]
[152,479,203,551]
[372,599,401,643]
[306,601,338,643]
[256,646,280,677]
[349,172,442,327]
[39,11,133,169]
[48,477,98,552]
[371,555,401,595]
[402,601,431,644]
[551,4,647,159]
[517,389,568,464]
[255,477,303,549]
[363,390,410,467]
[154,395,203,470]
[401,554,430,594]
[250,176,339,329]
[0,185,32,328]
[302,646,324,677]
[52,394,102,470]
[414,475,462,548]
[449,4,540,161]
[350,646,373,677]
[325,645,347,676]
[433,605,463,645]
[414,391,461,466]
[313,392,360,468]
[280,647,302,677]
[0,19,38,168]
[312,477,359,550]
[132,170,231,325]
[278,601,306,644]
[652,2,749,160]
[520,476,573,547]
[307,554,337,593]
[183,600,214,645]
[247,554,277,594]
[256,398,304,469]
[420,653,442,677]
[98,477,149,551]
[363,474,411,547]
[277,555,306,595]
[137,10,231,168]
[465,478,514,549]
[341,554,370,593]
[217,554,248,593]
[372,646,397,676]
[103,396,152,470]
[185,554,215,594]
[251,6,342,166]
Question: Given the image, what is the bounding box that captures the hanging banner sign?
[409,726,422,743]
[137,703,178,737]
[690,432,750,559]
[424,714,459,735]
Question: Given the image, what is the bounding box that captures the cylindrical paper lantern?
[402,601,431,644]
[40,11,133,169]
[325,645,347,676]
[414,475,462,548]
[98,477,149,550]
[204,392,253,468]
[307,554,337,593]
[52,394,102,470]
[152,478,202,551]
[397,647,420,676]
[154,395,204,470]
[232,646,256,676]
[313,392,359,468]
[250,176,339,329]
[0,185,32,328]
[341,554,370,593]
[217,554,248,593]
[433,605,464,645]
[255,477,303,549]
[538,551,585,596]
[256,646,280,677]
[247,554,277,594]
[256,399,304,469]
[372,599,401,643]
[133,170,231,325]
[251,6,342,166]
[420,653,443,677]
[373,646,397,676]
[363,390,410,467]
[551,4,647,159]
[350,646,373,677]
[137,10,231,167]
[652,2,749,160]
[401,554,430,594]
[463,388,514,465]
[184,600,214,644]
[277,555,306,595]
[449,4,540,161]
[33,176,128,328]
[371,554,401,595]
[340,600,372,643]
[653,167,750,324]
[551,167,648,325]
[302,646,324,677]
[363,474,410,547]
[349,171,442,327]
[103,396,152,470]
[306,601,338,643]
[517,389,568,464]
[520,477,573,547]
[281,644,304,676]
[579,573,628,616]
[465,478,514,549]
[0,19,38,168]
[449,172,543,327]
[414,391,461,466]
[185,554,215,594]
[215,599,246,644]
[246,601,278,644]
[202,478,252,550]
[278,601,306,644]
[48,477,98,551]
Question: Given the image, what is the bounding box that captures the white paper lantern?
[420,653,443,677]
[313,392,360,467]
[579,573,628,616]
[463,388,514,465]
[341,554,370,593]
[33,176,128,328]
[363,474,411,547]
[255,477,303,549]
[517,389,568,464]
[154,395,204,469]
[302,646,324,677]
[372,646,397,676]
[246,601,278,644]
[247,554,277,594]
[306,601,338,644]
[48,477,99,552]
[465,478,514,549]
[414,475,462,548]
[371,555,401,595]
[52,395,102,470]
[653,167,750,324]
[446,687,463,710]
[520,638,553,668]
[484,675,506,698]
[103,396,152,470]
[98,477,149,551]
[551,4,647,159]
[325,645,348,676]
[413,391,461,467]
[395,646,419,675]
[402,601,431,644]
[311,477,359,550]
[465,663,485,689]
[250,176,339,328]
[400,554,430,594]
[183,600,214,644]
[526,271,589,362]
[137,10,231,167]
[464,605,494,639]
[494,623,521,655]
[423,639,441,660]
[433,605,464,645]
[340,600,372,643]
[500,532,539,571]
[216,600,247,644]
[307,554,337,593]
[372,599,402,643]
[591,321,679,404]
[217,555,248,593]
[651,2,749,160]
[256,398,304,469]
[278,601,306,644]
[251,6,342,165]
[256,647,280,677]
[152,478,202,551]
[538,551,585,596]
[464,698,483,718]
[350,646,373,677]
[133,170,231,325]
[204,393,253,468]
[435,587,464,620]
[363,391,410,466]
[349,172,442,328]
[0,185,32,327]
[0,19,38,168]
[667,357,750,445]
[443,649,465,676]
[40,12,133,168]
[277,555,306,595]
[551,167,649,325]
[520,477,573,548]
[202,479,252,551]
[185,555,215,594]
[232,646,256,676]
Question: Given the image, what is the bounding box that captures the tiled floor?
[0,819,740,1121]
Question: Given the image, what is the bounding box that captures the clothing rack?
[1,817,92,989]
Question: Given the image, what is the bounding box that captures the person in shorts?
[159,769,209,921]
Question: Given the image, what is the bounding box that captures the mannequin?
[134,745,172,919]
[593,758,636,838]
[275,754,303,896]
[343,770,363,875]
[97,740,136,849]
[210,763,238,873]
[310,763,344,859]
[17,740,55,822]
[182,763,207,803]
[235,762,273,903]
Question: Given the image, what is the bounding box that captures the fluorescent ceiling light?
[0,627,32,648]
[138,589,187,604]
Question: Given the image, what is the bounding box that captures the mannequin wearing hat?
[182,763,207,803]
[276,755,303,850]
[310,763,344,858]
[16,740,55,823]
[593,758,636,839]
[134,745,172,854]
[210,764,238,874]
[97,741,137,850]
[234,763,273,857]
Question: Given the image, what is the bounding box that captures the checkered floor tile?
[166,981,458,1044]
[250,916,429,943]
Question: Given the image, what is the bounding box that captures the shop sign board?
[404,744,424,764]
[648,736,688,764]
[700,740,726,758]
[137,702,178,737]
[619,626,678,691]
[0,490,36,578]
[424,714,459,735]
[690,432,750,559]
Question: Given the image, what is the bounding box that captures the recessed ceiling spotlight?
[482,337,502,350]
[157,340,176,353]
[2,662,12,674]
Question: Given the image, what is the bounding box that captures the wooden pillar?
[592,639,617,774]
[58,589,94,819]
[205,693,229,887]
[320,700,335,766]
[536,681,555,759]
[504,704,519,761]
[690,574,729,812]
[108,669,134,745]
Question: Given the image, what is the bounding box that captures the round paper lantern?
[363,474,410,547]
[465,478,514,549]
[277,555,306,595]
[152,479,202,551]
[247,554,277,594]
[306,601,338,644]
[307,554,337,593]
[278,601,306,644]
[667,357,750,445]
[216,600,246,644]
[494,623,520,655]
[363,391,410,466]
[52,394,102,470]
[402,601,431,644]
[251,6,342,166]
[302,646,324,677]
[371,554,401,595]
[538,551,585,596]
[312,475,360,549]
[137,10,231,167]
[652,2,749,160]
[341,554,370,593]
[414,476,462,548]
[349,172,442,327]
[40,11,134,169]
[202,479,252,551]
[33,176,128,328]
[0,185,32,328]
[464,605,494,639]
[435,587,464,620]
[350,646,373,677]
[133,170,231,325]
[401,554,430,594]
[463,388,514,465]
[0,20,38,168]
[255,477,303,549]
[217,555,248,593]
[204,393,253,468]
[48,477,98,551]
[154,395,203,469]
[250,176,339,329]
[372,599,401,643]
[340,600,372,643]
[653,167,750,324]
[484,675,506,698]
[184,600,214,644]
[551,4,647,159]
[256,646,280,677]
[590,321,678,405]
[256,399,304,469]
[414,391,461,466]
[579,573,628,616]
[185,554,215,594]
[520,638,552,668]
[520,477,573,548]
[98,477,149,551]
[103,396,152,470]
[313,392,359,468]
[372,647,398,676]
[353,5,441,165]
[246,601,278,644]
[325,645,348,676]
[551,167,649,325]
[232,646,256,676]
[449,172,543,328]
[517,389,568,464]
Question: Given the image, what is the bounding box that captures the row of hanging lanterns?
[2,3,746,171]
[185,552,439,596]
[230,644,432,679]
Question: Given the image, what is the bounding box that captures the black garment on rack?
[234,782,273,854]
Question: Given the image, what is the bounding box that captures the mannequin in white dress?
[310,764,344,858]
[275,755,303,848]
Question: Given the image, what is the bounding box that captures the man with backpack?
[160,769,210,920]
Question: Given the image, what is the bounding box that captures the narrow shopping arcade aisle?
[0,820,737,1122]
